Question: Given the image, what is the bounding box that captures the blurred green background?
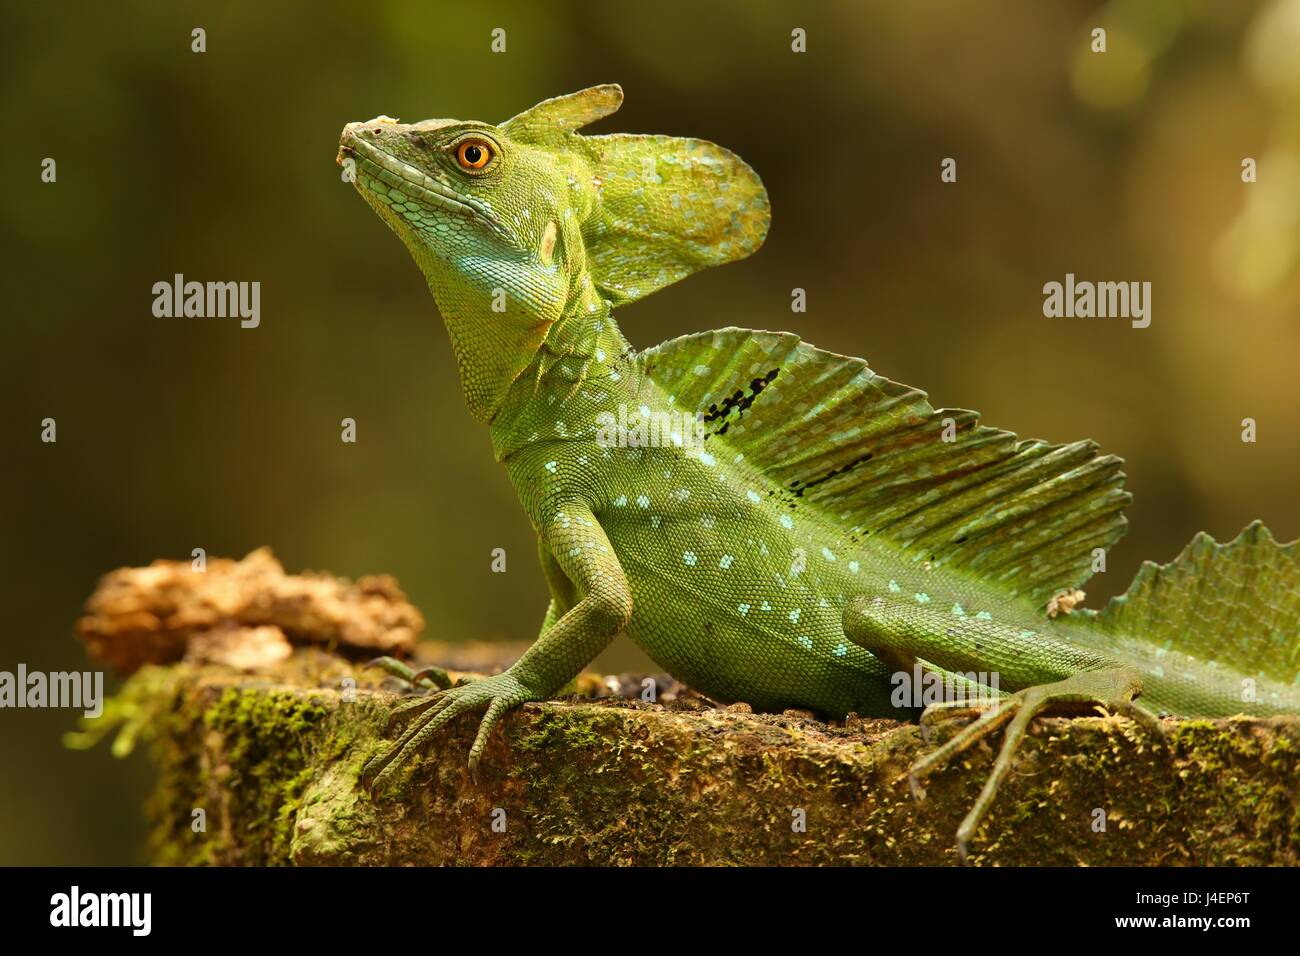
[2,0,1298,864]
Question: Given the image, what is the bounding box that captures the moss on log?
[116,651,1300,866]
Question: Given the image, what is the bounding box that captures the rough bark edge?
[76,548,423,675]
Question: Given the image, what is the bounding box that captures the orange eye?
[456,139,493,170]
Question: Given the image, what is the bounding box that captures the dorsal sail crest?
[639,328,1130,605]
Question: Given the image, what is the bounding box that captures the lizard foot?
[361,671,541,795]
[907,667,1165,862]
[364,655,453,691]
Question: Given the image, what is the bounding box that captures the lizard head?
[338,84,769,419]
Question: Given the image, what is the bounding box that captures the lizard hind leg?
[842,593,1164,862]
[910,668,1165,861]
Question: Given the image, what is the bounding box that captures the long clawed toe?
[362,692,498,795]
[362,695,447,788]
[364,655,418,683]
[363,656,453,692]
[385,692,449,730]
[907,698,1019,802]
[360,672,535,799]
[1110,698,1168,745]
[917,697,1001,744]
[408,665,454,690]
[905,668,1164,863]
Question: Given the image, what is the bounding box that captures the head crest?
[504,85,770,306]
[500,84,624,143]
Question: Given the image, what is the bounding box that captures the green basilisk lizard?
[340,84,1300,859]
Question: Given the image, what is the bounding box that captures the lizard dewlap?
[339,85,1300,858]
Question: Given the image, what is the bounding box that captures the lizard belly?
[596,460,891,715]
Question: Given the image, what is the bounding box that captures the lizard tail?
[1082,521,1300,705]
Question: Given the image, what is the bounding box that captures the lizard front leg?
[843,594,1164,861]
[535,532,578,634]
[363,501,631,795]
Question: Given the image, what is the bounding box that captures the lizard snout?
[338,117,403,164]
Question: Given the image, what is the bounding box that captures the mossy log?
[72,552,1300,866]
[118,652,1297,866]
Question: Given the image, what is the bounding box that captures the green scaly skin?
[340,86,1300,859]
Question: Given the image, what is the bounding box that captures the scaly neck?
[487,282,637,461]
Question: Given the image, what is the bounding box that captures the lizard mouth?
[338,124,512,243]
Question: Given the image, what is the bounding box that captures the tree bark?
[74,552,1300,866]
[122,652,1299,866]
